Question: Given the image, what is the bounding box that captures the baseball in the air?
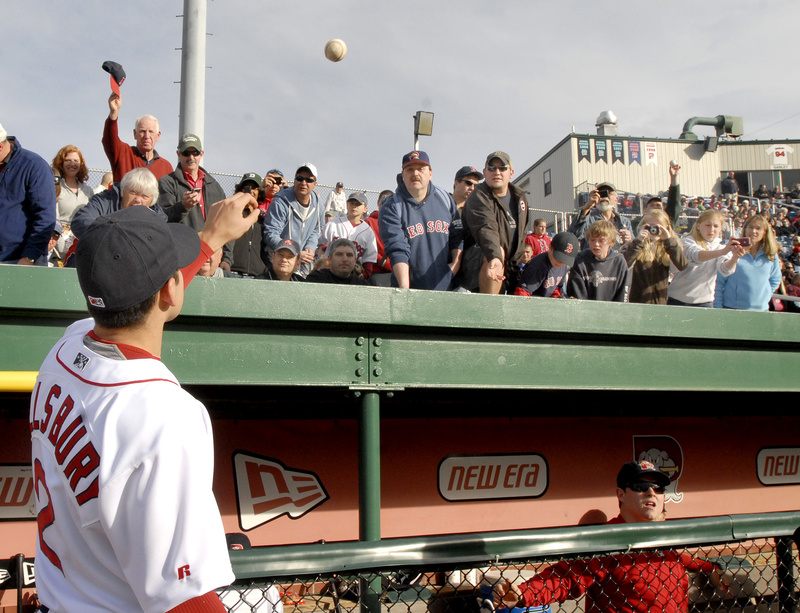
[670,159,678,167]
[325,38,347,62]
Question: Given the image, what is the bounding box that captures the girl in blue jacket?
[714,214,782,311]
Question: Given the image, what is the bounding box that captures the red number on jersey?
[34,459,63,573]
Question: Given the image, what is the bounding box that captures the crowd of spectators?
[2,101,799,313]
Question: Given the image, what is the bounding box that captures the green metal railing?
[223,512,800,613]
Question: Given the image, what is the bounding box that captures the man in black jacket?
[157,134,232,269]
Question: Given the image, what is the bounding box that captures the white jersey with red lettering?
[321,216,378,264]
[30,318,233,613]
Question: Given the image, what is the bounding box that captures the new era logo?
[233,452,328,530]
[88,296,106,308]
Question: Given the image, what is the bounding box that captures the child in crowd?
[667,210,734,308]
[514,232,579,298]
[567,220,629,302]
[715,214,782,311]
[519,243,534,272]
[525,218,551,257]
[622,209,687,305]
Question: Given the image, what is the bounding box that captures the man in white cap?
[263,163,324,278]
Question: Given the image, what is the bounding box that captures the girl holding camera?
[714,214,782,311]
[622,209,687,304]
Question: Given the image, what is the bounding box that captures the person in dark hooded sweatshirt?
[378,151,463,290]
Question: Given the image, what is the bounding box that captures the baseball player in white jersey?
[30,194,258,613]
[320,192,378,274]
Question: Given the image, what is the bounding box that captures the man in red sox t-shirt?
[494,461,730,613]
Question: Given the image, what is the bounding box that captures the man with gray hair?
[0,122,57,264]
[103,91,173,183]
[72,168,167,239]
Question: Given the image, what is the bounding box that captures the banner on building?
[594,139,607,164]
[766,144,793,170]
[578,139,591,163]
[645,142,658,166]
[628,141,641,165]
[612,141,625,165]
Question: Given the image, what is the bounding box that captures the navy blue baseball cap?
[617,460,670,489]
[455,166,484,181]
[402,151,431,168]
[77,206,200,311]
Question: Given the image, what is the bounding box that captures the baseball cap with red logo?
[550,232,579,266]
[402,151,431,168]
[616,460,671,489]
[275,238,300,257]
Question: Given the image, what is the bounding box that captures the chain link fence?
[222,515,800,613]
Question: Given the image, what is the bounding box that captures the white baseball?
[325,39,347,62]
[670,160,678,167]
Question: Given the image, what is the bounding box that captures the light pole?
[413,111,434,150]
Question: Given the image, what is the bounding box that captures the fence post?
[775,536,796,613]
[359,391,382,613]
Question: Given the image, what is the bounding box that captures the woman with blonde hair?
[667,209,734,307]
[621,209,687,304]
[714,214,782,311]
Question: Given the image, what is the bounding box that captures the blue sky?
[4,0,799,194]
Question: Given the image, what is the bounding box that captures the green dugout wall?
[2,265,800,556]
[1,265,799,392]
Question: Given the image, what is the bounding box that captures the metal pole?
[359,391,381,613]
[775,536,796,613]
[179,0,206,141]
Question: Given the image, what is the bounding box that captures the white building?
[514,112,800,221]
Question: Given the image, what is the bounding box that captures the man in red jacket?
[103,92,173,183]
[493,461,727,613]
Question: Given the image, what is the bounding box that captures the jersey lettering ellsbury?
[30,318,233,613]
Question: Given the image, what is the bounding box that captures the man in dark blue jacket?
[0,123,56,264]
[378,151,463,290]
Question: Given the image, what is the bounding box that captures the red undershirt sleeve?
[166,591,227,613]
[181,240,215,289]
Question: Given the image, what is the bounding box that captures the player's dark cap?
[597,181,617,193]
[274,238,300,257]
[616,460,670,489]
[76,206,200,312]
[402,151,431,168]
[347,192,368,206]
[455,166,484,181]
[550,232,580,267]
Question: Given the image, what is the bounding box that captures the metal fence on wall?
[221,513,800,613]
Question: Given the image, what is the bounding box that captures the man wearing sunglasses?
[452,166,484,214]
[462,151,531,294]
[158,134,233,270]
[263,163,324,278]
[493,460,728,613]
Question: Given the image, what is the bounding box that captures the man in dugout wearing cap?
[491,460,732,613]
